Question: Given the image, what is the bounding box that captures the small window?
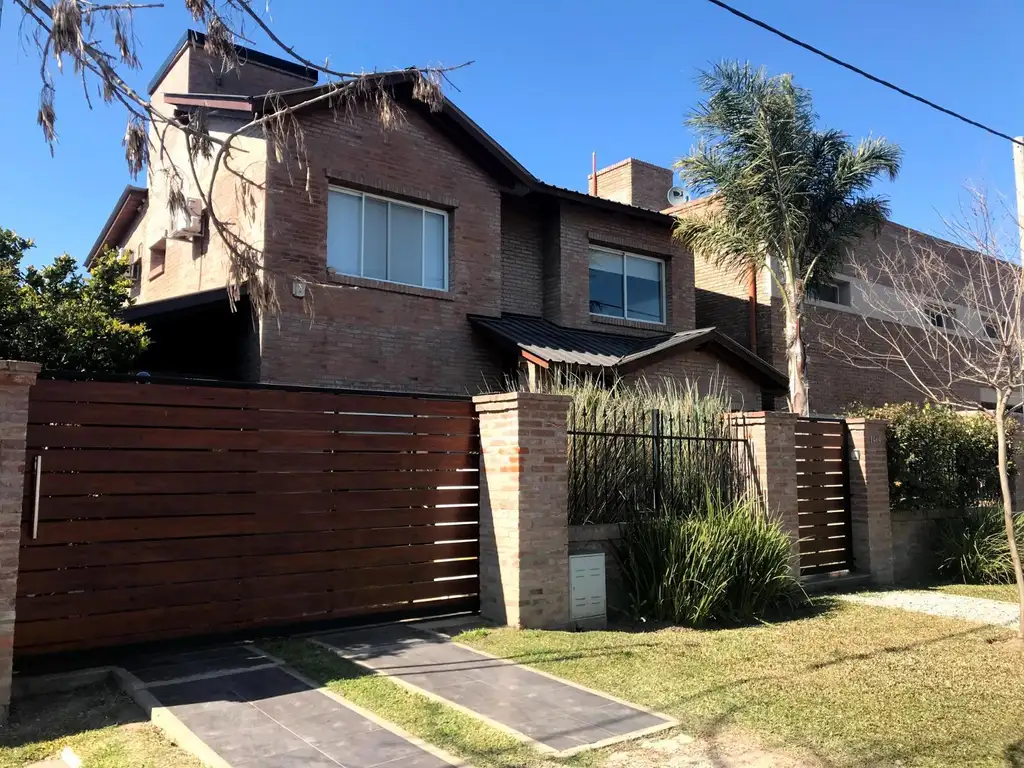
[129,259,142,297]
[984,319,999,339]
[928,305,956,330]
[327,188,448,290]
[808,280,850,306]
[588,247,665,323]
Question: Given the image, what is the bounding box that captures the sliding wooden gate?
[795,417,854,576]
[17,377,480,656]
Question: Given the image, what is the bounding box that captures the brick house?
[87,31,785,409]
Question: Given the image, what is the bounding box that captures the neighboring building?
[87,30,785,409]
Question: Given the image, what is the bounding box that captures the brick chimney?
[588,158,673,212]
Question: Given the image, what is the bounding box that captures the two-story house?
[87,30,786,409]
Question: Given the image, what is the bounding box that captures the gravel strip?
[838,590,1019,631]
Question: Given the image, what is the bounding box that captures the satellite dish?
[666,186,690,206]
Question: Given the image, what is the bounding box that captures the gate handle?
[32,455,42,540]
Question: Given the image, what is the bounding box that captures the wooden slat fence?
[795,417,854,575]
[17,377,480,656]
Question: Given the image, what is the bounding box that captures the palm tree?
[674,62,902,415]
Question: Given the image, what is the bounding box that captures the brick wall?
[588,158,673,212]
[474,392,570,629]
[153,43,316,102]
[569,524,627,617]
[259,104,505,393]
[0,361,40,722]
[500,197,545,315]
[621,348,763,411]
[891,508,960,584]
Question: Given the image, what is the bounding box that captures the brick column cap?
[473,391,571,414]
[0,360,41,386]
[844,417,888,429]
[726,410,799,426]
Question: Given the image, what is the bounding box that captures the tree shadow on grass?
[607,594,842,635]
[0,679,144,752]
[1006,740,1024,767]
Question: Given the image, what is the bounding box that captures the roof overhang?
[85,185,148,268]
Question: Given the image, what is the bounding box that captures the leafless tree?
[2,0,467,315]
[823,189,1024,639]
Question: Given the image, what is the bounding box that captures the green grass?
[262,638,598,768]
[0,681,202,768]
[456,601,1024,768]
[931,583,1020,603]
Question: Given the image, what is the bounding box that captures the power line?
[704,0,1024,149]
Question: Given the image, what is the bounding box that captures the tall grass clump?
[516,373,749,524]
[617,493,800,626]
[935,503,1024,584]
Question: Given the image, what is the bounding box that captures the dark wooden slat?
[19,525,480,571]
[16,596,480,656]
[794,435,844,449]
[795,420,844,436]
[33,487,478,522]
[798,509,851,526]
[18,561,480,621]
[40,469,478,497]
[799,521,850,539]
[800,563,852,576]
[28,425,478,453]
[27,449,476,474]
[17,540,479,595]
[30,379,474,417]
[796,446,844,460]
[30,401,476,435]
[14,579,479,648]
[796,470,845,483]
[797,485,847,502]
[800,550,853,568]
[799,534,850,554]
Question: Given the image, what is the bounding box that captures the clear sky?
[2,1,1022,265]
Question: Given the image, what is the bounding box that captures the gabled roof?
[468,313,787,391]
[148,29,318,95]
[85,185,147,268]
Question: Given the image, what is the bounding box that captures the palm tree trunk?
[783,296,809,416]
[994,392,1024,640]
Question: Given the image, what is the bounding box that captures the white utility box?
[569,552,607,629]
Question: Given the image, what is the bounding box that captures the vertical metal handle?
[32,455,42,540]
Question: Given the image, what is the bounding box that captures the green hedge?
[847,403,1016,511]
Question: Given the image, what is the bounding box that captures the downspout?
[748,264,758,351]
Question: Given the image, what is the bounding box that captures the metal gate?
[17,376,480,656]
[795,417,853,575]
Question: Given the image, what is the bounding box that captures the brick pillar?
[727,411,800,575]
[845,418,894,586]
[0,361,41,721]
[473,392,570,630]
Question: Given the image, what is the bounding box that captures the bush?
[935,503,1023,584]
[847,403,1015,511]
[617,493,800,627]
[519,374,746,524]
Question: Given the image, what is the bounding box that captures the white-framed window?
[588,246,665,324]
[807,280,851,306]
[927,304,956,330]
[327,187,448,290]
[983,317,999,339]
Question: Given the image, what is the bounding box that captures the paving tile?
[124,645,269,682]
[234,745,342,768]
[315,623,674,753]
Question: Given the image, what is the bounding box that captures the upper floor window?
[588,247,665,324]
[928,304,956,330]
[807,280,850,306]
[327,187,447,290]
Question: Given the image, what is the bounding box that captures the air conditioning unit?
[168,197,204,240]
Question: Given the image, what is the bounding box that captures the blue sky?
[2,1,1022,265]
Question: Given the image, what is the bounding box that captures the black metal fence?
[567,407,755,525]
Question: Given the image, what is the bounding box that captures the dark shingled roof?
[468,313,787,390]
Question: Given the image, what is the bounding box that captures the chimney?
[587,158,673,212]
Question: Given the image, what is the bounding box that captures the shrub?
[517,374,746,524]
[617,493,800,627]
[935,503,1023,584]
[847,402,1015,511]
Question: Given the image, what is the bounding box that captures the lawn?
[931,583,1020,603]
[453,600,1024,768]
[0,681,202,768]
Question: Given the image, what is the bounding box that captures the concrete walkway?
[314,623,676,756]
[838,590,1020,631]
[119,644,457,768]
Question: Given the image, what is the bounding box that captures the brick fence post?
[727,411,800,576]
[845,418,894,585]
[473,392,571,630]
[0,361,41,721]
